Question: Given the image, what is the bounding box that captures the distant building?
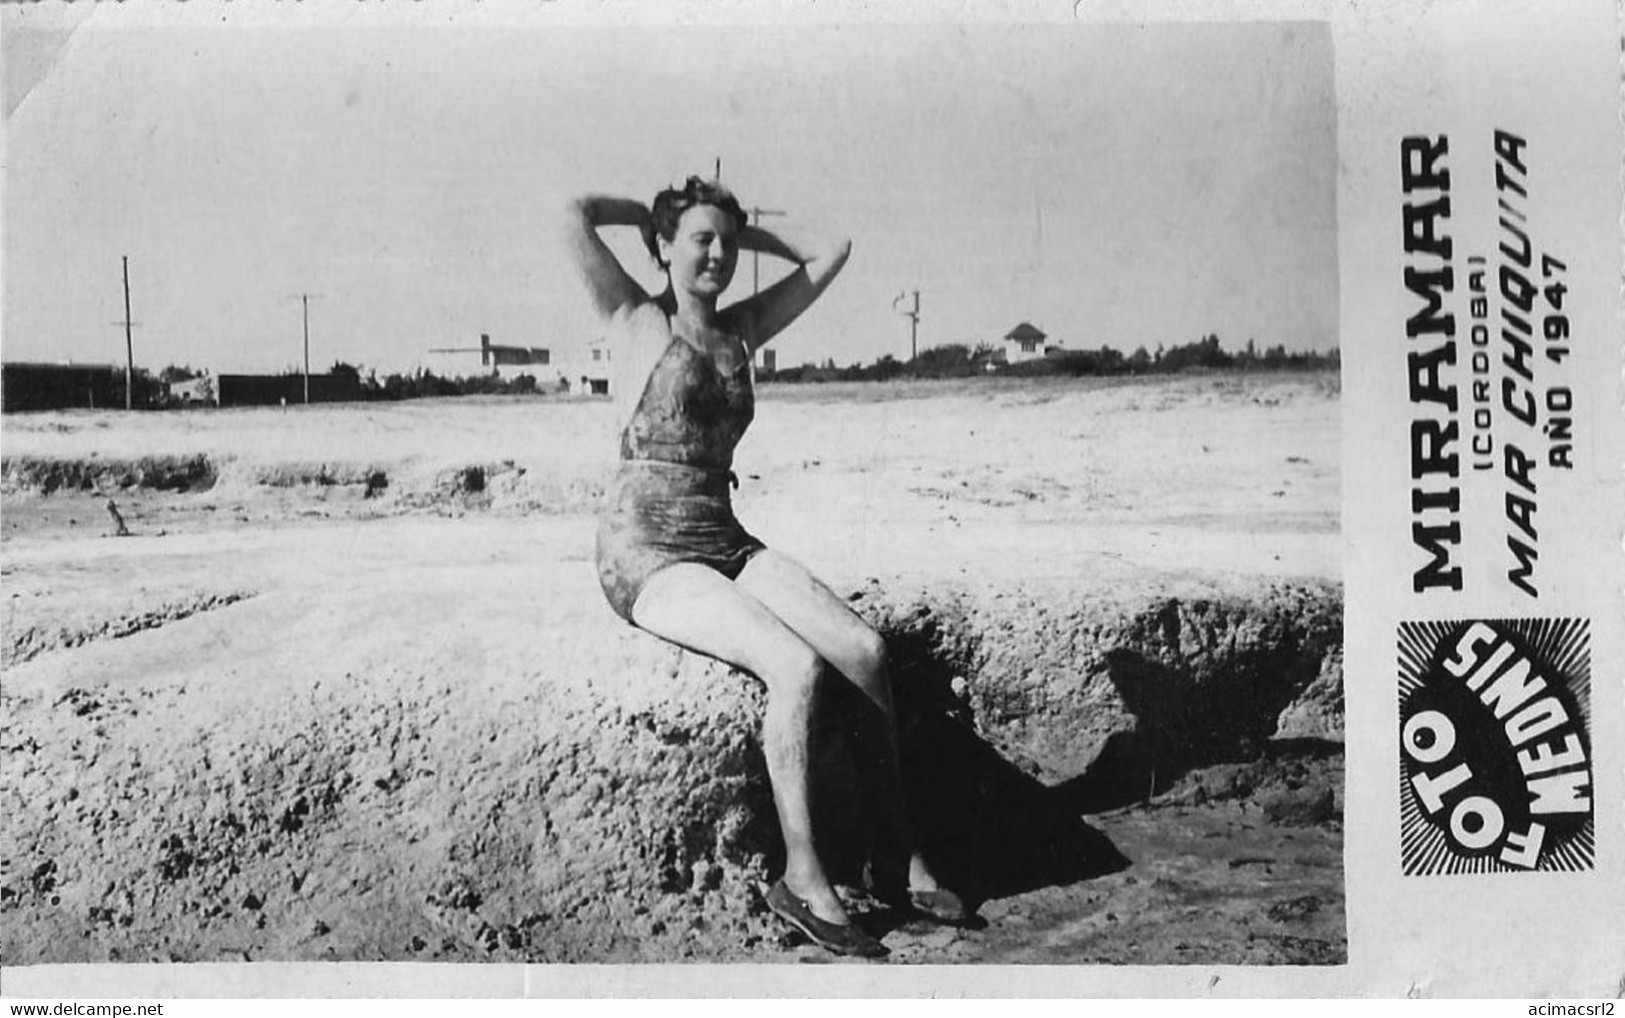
[166,375,215,405]
[576,337,612,395]
[425,334,550,381]
[1,362,123,412]
[1002,322,1055,364]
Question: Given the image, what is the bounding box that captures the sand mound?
[2,452,611,519]
[2,454,218,496]
[1,565,1339,963]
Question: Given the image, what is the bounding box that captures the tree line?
[768,334,1338,384]
[327,362,551,400]
[144,362,554,406]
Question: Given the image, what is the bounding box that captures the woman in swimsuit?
[562,177,968,957]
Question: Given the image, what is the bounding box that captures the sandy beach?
[2,371,1344,964]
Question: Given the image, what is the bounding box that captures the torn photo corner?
[0,0,1620,1000]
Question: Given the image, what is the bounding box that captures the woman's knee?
[850,625,888,683]
[759,639,825,701]
[833,625,891,707]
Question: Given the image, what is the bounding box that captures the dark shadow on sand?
[755,610,1343,913]
[1049,645,1338,812]
[798,627,1131,910]
[897,707,1131,904]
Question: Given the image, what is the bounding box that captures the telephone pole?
[112,256,140,410]
[285,293,324,404]
[748,206,787,296]
[301,294,310,404]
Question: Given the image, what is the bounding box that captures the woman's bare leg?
[736,550,942,893]
[630,562,848,923]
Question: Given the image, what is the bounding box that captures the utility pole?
[301,294,310,404]
[747,206,787,297]
[285,293,324,404]
[893,290,921,363]
[744,205,786,369]
[112,256,140,410]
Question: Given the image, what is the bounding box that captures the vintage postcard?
[1,0,1618,1000]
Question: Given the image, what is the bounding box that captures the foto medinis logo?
[1397,618,1593,875]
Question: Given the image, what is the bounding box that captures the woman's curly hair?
[646,176,748,266]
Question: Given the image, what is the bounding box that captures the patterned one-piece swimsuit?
[594,334,765,623]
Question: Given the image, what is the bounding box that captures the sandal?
[863,862,976,927]
[765,880,888,958]
[906,887,971,926]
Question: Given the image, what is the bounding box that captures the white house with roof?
[1002,322,1060,364]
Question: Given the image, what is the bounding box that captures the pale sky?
[3,14,1337,375]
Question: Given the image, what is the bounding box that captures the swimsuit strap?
[618,334,754,469]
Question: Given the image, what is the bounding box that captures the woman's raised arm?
[559,196,654,320]
[729,221,852,351]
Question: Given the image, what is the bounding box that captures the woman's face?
[658,204,740,299]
